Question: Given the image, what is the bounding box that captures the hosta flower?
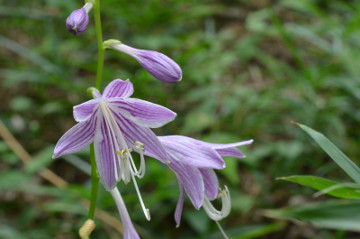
[66,2,93,36]
[154,136,253,227]
[53,79,176,232]
[104,40,182,83]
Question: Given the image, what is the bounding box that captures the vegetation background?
[1,0,360,238]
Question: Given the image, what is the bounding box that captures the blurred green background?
[1,0,360,238]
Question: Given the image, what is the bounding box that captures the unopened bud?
[66,3,93,36]
[105,41,182,83]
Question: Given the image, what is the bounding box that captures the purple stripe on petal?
[111,110,169,164]
[94,115,119,191]
[160,138,225,169]
[53,111,98,158]
[73,99,100,122]
[216,147,245,159]
[175,181,185,227]
[169,157,204,209]
[108,98,176,128]
[201,139,254,149]
[200,169,218,200]
[103,79,134,98]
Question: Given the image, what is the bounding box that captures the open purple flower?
[104,40,182,83]
[153,136,253,228]
[66,3,93,36]
[53,79,176,228]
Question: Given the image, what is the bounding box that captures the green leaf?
[264,200,360,232]
[278,175,360,199]
[297,123,360,183]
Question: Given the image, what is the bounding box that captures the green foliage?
[265,200,360,232]
[278,175,360,199]
[1,0,360,238]
[297,123,360,183]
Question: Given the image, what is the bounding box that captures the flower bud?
[105,41,182,83]
[66,3,93,36]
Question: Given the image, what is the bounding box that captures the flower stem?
[87,0,104,222]
[94,0,104,90]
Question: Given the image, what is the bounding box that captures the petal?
[111,110,170,164]
[73,99,100,122]
[201,139,254,150]
[200,169,218,200]
[94,115,120,191]
[216,147,245,159]
[159,137,225,169]
[53,111,98,158]
[169,159,204,210]
[110,188,140,239]
[103,79,134,98]
[108,98,176,128]
[174,181,185,227]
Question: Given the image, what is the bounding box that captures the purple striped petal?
[159,137,225,169]
[94,115,119,191]
[216,147,245,158]
[169,158,204,209]
[73,99,100,122]
[111,110,169,164]
[174,181,185,227]
[103,79,134,98]
[200,169,218,200]
[201,139,254,150]
[53,111,98,158]
[108,98,176,128]
[110,188,140,239]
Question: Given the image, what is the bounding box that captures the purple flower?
[66,3,93,36]
[53,79,176,231]
[154,135,253,227]
[106,41,182,83]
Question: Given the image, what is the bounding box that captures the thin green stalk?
[88,0,104,221]
[94,0,104,90]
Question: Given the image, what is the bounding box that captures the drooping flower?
[66,2,93,36]
[53,79,176,234]
[104,40,182,83]
[152,136,253,228]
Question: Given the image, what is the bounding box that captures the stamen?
[215,221,229,239]
[129,141,145,178]
[131,172,151,221]
[203,186,231,221]
[99,101,150,220]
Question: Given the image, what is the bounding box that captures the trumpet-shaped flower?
[154,136,253,227]
[53,79,176,224]
[104,40,182,83]
[66,3,93,36]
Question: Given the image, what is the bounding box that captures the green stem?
[88,144,99,219]
[88,0,104,221]
[94,0,104,90]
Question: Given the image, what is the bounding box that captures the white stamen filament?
[215,221,229,239]
[99,101,150,220]
[203,186,231,221]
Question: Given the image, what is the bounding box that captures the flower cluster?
[58,2,253,239]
